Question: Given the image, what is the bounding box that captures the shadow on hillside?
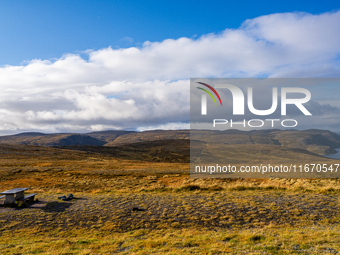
[0,201,73,213]
[40,197,87,213]
[40,201,73,213]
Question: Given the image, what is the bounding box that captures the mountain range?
[0,129,339,163]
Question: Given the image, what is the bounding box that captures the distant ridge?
[87,130,136,143]
[0,129,340,155]
[0,133,105,146]
[13,132,47,136]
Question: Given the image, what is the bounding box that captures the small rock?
[147,176,157,180]
[58,193,74,201]
[132,207,145,211]
[292,245,300,250]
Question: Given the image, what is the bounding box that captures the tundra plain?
[1,130,340,254]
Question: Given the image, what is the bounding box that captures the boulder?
[58,193,74,201]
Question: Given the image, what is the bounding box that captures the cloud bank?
[0,11,340,134]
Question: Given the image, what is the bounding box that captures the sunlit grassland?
[1,224,340,254]
[1,145,340,254]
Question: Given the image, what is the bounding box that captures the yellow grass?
[1,145,340,254]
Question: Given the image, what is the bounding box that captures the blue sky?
[0,0,339,66]
[0,1,340,134]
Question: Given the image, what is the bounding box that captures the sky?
[0,1,340,134]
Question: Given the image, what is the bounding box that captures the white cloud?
[121,36,134,44]
[0,11,339,133]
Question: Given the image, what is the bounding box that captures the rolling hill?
[0,133,106,147]
[0,129,339,158]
